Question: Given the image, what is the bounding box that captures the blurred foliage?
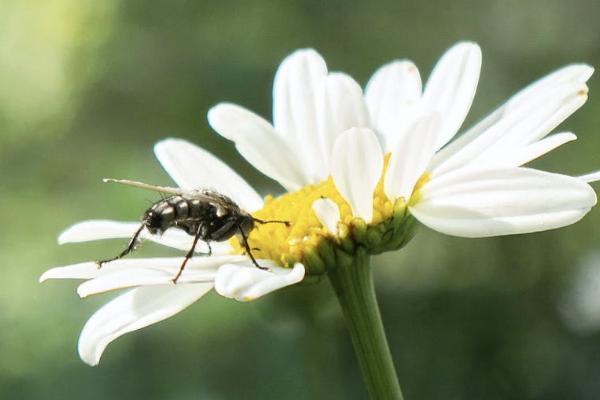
[2,0,600,399]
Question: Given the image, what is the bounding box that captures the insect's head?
[143,208,164,235]
[237,212,255,237]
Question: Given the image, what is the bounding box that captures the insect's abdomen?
[144,196,187,229]
[158,196,209,218]
[144,195,218,235]
[168,196,192,219]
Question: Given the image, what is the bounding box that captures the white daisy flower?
[41,42,599,369]
[364,41,598,237]
[210,41,598,245]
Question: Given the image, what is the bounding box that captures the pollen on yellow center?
[229,155,428,268]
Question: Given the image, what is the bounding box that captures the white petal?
[428,108,503,174]
[331,128,383,222]
[214,262,305,302]
[77,269,214,298]
[76,255,244,297]
[40,261,101,282]
[579,171,600,183]
[40,255,246,283]
[500,64,593,112]
[422,42,481,149]
[319,72,370,175]
[208,103,307,190]
[431,65,593,176]
[365,60,422,151]
[57,220,231,254]
[471,85,587,159]
[154,138,264,211]
[312,198,341,234]
[410,167,597,237]
[488,132,577,168]
[384,114,440,201]
[272,49,329,182]
[78,283,212,366]
[432,85,587,175]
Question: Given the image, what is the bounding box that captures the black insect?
[96,179,289,283]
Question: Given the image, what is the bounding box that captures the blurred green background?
[2,0,600,398]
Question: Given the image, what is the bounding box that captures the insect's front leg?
[95,224,145,268]
[238,224,267,270]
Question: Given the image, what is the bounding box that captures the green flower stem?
[328,248,404,400]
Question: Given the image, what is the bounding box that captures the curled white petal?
[365,60,422,151]
[410,167,597,237]
[331,128,383,222]
[384,114,440,201]
[154,138,263,211]
[422,42,481,149]
[207,103,307,190]
[215,262,305,302]
[312,198,341,234]
[57,220,231,254]
[78,283,213,366]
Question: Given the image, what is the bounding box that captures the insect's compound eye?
[144,210,162,229]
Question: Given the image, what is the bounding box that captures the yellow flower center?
[230,159,429,274]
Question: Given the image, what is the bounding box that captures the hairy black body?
[96,181,288,283]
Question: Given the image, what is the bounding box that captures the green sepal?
[304,250,326,275]
[316,238,337,267]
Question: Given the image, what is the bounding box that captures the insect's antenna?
[252,217,290,227]
[103,178,182,196]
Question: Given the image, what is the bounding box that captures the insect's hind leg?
[96,224,145,268]
[172,227,205,283]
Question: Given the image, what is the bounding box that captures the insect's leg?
[96,224,145,268]
[207,242,212,256]
[253,217,290,227]
[172,226,203,283]
[238,225,267,270]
